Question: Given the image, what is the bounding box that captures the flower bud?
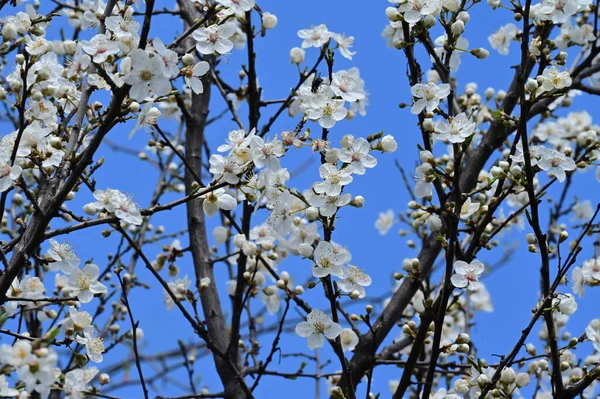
[457,11,470,23]
[341,134,354,149]
[420,150,434,163]
[385,7,402,21]
[477,374,490,387]
[471,48,490,59]
[63,40,77,54]
[515,373,529,387]
[305,206,320,221]
[290,47,305,64]
[276,279,286,289]
[351,195,365,208]
[445,0,461,11]
[456,333,470,344]
[298,243,314,257]
[454,343,468,353]
[422,118,435,131]
[233,234,246,248]
[500,368,516,384]
[381,135,398,152]
[83,204,97,215]
[262,12,278,30]
[559,230,568,243]
[423,14,436,28]
[488,0,501,8]
[349,290,360,299]
[451,20,465,35]
[242,241,258,256]
[454,379,470,394]
[294,285,304,294]
[2,23,18,41]
[99,373,110,385]
[182,53,195,66]
[526,78,538,92]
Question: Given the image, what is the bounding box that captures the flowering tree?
[0,0,599,398]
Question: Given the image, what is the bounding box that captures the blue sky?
[3,0,600,398]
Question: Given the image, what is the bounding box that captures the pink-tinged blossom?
[451,260,485,290]
[193,23,236,55]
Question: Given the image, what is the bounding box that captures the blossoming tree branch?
[0,0,598,398]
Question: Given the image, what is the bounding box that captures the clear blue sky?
[5,0,600,398]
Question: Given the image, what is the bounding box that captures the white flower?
[209,154,244,184]
[312,241,350,278]
[201,188,237,217]
[338,137,377,175]
[216,0,255,14]
[0,162,22,192]
[581,257,600,281]
[313,164,353,196]
[130,101,161,139]
[0,340,34,368]
[113,196,143,225]
[307,192,351,218]
[184,61,210,94]
[152,37,179,78]
[451,260,485,290]
[330,68,365,102]
[76,326,105,363]
[64,367,99,399]
[585,319,600,351]
[572,200,594,220]
[338,265,372,298]
[81,34,120,63]
[217,128,255,153]
[250,136,285,171]
[295,309,342,349]
[46,239,80,274]
[553,293,577,315]
[106,13,140,39]
[536,67,572,96]
[340,328,359,351]
[306,98,348,129]
[434,35,468,72]
[410,82,451,114]
[298,24,331,48]
[375,209,395,235]
[332,33,356,60]
[62,306,92,333]
[193,23,237,55]
[414,164,433,199]
[488,23,518,55]
[66,264,107,303]
[396,0,441,23]
[0,375,19,397]
[571,267,585,297]
[435,113,476,143]
[165,275,192,310]
[123,49,171,101]
[460,197,481,219]
[538,0,588,23]
[260,287,280,315]
[536,147,576,182]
